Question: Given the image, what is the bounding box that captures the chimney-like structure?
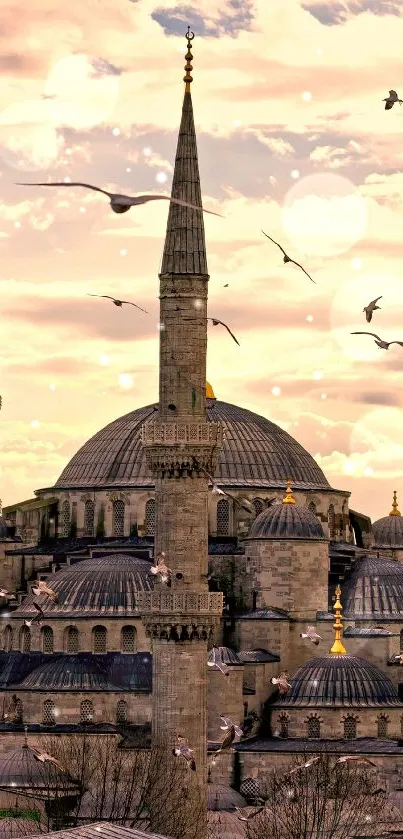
[138,28,223,839]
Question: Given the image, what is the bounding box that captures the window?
[328,504,335,538]
[307,716,321,739]
[80,700,94,724]
[42,626,54,654]
[308,501,316,515]
[116,700,128,724]
[121,626,136,653]
[92,625,107,654]
[145,499,156,536]
[217,499,229,536]
[84,500,95,537]
[65,626,79,653]
[43,700,56,725]
[253,499,263,517]
[278,713,289,739]
[112,500,125,537]
[3,625,12,652]
[62,500,70,537]
[343,716,357,740]
[377,715,388,738]
[20,625,31,653]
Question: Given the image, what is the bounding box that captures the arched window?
[121,625,136,653]
[217,499,229,536]
[3,625,13,652]
[307,716,321,739]
[19,625,31,653]
[253,499,263,517]
[80,699,94,724]
[308,501,316,515]
[84,500,95,537]
[41,626,54,654]
[278,713,289,739]
[65,626,79,653]
[43,700,56,725]
[92,625,107,654]
[377,715,388,738]
[328,504,335,538]
[112,500,125,537]
[62,500,70,537]
[145,499,156,536]
[116,700,128,724]
[343,715,357,740]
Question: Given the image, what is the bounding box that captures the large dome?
[278,654,400,707]
[343,556,403,618]
[52,397,331,492]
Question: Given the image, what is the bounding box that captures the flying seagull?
[150,551,171,586]
[394,653,403,665]
[270,671,292,695]
[300,625,321,645]
[236,804,265,822]
[32,580,58,602]
[24,603,45,626]
[208,646,229,676]
[383,90,403,110]
[173,736,196,771]
[363,296,382,323]
[183,315,240,346]
[335,756,376,767]
[31,748,65,770]
[16,182,223,216]
[0,588,16,600]
[87,294,148,314]
[261,230,316,283]
[351,332,403,350]
[288,756,321,775]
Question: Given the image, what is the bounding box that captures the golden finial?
[282,479,295,505]
[206,382,215,399]
[183,25,194,93]
[389,490,401,517]
[329,583,346,655]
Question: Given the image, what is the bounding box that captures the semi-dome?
[278,653,400,707]
[51,392,331,492]
[372,491,403,548]
[15,655,122,691]
[248,481,325,540]
[343,555,403,618]
[0,745,79,790]
[208,782,246,812]
[13,553,153,618]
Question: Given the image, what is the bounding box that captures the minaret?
[138,28,223,839]
[329,583,347,655]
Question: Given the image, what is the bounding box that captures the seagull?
[261,230,315,283]
[173,735,196,771]
[363,296,382,323]
[207,646,229,676]
[0,588,16,600]
[300,625,321,645]
[335,756,376,767]
[16,182,223,216]
[24,603,45,627]
[32,580,58,602]
[394,653,403,664]
[383,90,403,110]
[351,332,403,350]
[212,485,225,496]
[31,748,65,770]
[270,671,292,695]
[183,315,240,346]
[211,716,243,760]
[236,804,265,822]
[87,294,148,314]
[288,756,321,775]
[150,551,172,586]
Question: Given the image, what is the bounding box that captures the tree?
[245,752,394,839]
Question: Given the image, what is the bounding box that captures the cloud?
[302,0,403,26]
[151,0,254,38]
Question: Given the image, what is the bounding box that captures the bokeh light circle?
[0,100,64,171]
[281,173,367,257]
[44,54,120,130]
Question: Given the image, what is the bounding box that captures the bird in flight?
[31,748,65,770]
[351,332,403,350]
[208,646,229,677]
[394,653,403,665]
[87,294,148,314]
[32,580,58,602]
[150,551,171,586]
[270,671,292,695]
[16,182,223,216]
[335,756,376,767]
[184,315,240,345]
[288,756,321,775]
[0,588,16,601]
[363,296,382,323]
[300,625,321,645]
[236,804,265,822]
[383,90,403,110]
[261,230,315,283]
[24,603,45,626]
[173,736,196,771]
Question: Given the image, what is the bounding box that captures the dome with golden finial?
[248,480,326,540]
[372,491,403,548]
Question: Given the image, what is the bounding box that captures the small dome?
[373,492,403,548]
[0,745,78,790]
[248,486,325,540]
[208,783,246,812]
[13,553,153,617]
[343,556,403,618]
[278,653,400,707]
[16,655,121,691]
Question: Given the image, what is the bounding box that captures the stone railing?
[137,590,224,615]
[141,421,222,447]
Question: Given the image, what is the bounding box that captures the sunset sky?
[1,0,403,520]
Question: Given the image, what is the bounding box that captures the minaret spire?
[329,583,347,655]
[389,490,401,517]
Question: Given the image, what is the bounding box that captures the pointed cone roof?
[160,31,208,277]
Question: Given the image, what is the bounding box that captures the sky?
[1,0,403,520]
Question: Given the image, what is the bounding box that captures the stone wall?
[270,706,403,740]
[3,616,149,654]
[7,690,151,726]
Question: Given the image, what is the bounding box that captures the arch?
[41,626,54,654]
[80,699,94,724]
[61,500,70,537]
[121,625,137,653]
[92,625,107,654]
[328,504,336,538]
[278,713,289,739]
[112,499,125,537]
[19,625,31,653]
[306,715,321,739]
[43,699,56,725]
[116,700,128,724]
[216,498,229,536]
[308,501,316,515]
[253,498,263,517]
[145,499,156,536]
[3,625,13,652]
[84,499,95,537]
[65,625,79,653]
[343,715,357,740]
[377,714,388,738]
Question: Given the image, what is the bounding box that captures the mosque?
[1,26,403,838]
